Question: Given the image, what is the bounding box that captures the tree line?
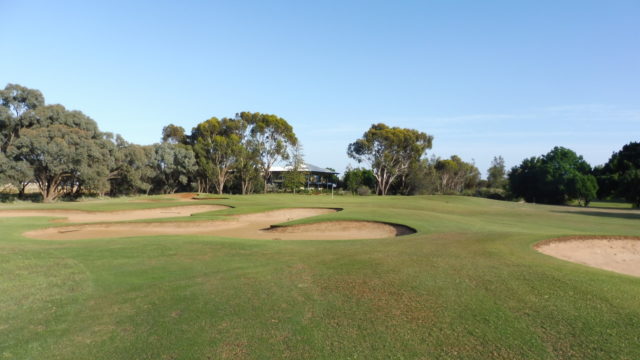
[0,84,297,201]
[1,83,638,206]
[340,124,638,208]
[508,144,640,207]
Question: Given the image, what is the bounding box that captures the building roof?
[269,163,338,174]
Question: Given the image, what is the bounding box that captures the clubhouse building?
[268,163,339,189]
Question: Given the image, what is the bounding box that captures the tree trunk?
[241,179,252,195]
[18,184,26,200]
[215,172,227,195]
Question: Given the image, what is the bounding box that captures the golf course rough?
[1,194,640,359]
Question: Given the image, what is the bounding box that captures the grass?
[588,200,634,209]
[1,194,640,359]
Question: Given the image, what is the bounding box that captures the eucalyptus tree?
[161,124,187,144]
[282,143,307,193]
[487,156,507,189]
[151,142,197,194]
[0,153,33,198]
[434,156,480,194]
[108,135,155,195]
[1,89,113,201]
[191,117,243,194]
[8,124,111,201]
[238,112,298,193]
[0,84,45,152]
[347,123,433,195]
[234,139,261,195]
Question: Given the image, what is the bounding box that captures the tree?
[434,156,480,194]
[238,112,297,193]
[108,136,155,196]
[161,124,187,144]
[8,124,111,202]
[567,173,598,207]
[597,142,640,207]
[234,140,261,195]
[508,147,596,205]
[403,157,439,195]
[191,117,243,194]
[620,170,640,208]
[151,143,197,194]
[0,84,45,152]
[343,166,377,194]
[487,156,507,189]
[0,153,33,198]
[282,143,307,193]
[1,85,116,201]
[347,123,433,195]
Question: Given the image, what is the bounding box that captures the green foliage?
[508,147,597,205]
[0,153,33,197]
[356,185,371,196]
[8,124,111,201]
[348,123,433,195]
[567,173,598,206]
[597,142,640,207]
[238,112,298,193]
[233,142,262,195]
[108,136,155,195]
[1,84,113,201]
[282,143,307,193]
[0,84,45,152]
[486,156,507,189]
[343,166,376,194]
[151,143,197,194]
[434,155,480,194]
[191,117,243,194]
[475,187,507,200]
[161,124,187,144]
[619,170,640,208]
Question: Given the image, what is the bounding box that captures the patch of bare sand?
[536,236,640,277]
[0,205,227,223]
[23,208,414,241]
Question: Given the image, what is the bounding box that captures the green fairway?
[1,195,639,359]
[588,200,634,209]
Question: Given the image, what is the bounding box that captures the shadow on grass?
[553,210,640,220]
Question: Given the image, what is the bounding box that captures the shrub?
[356,186,371,196]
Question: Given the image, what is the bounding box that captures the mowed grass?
[1,195,640,359]
[588,200,634,209]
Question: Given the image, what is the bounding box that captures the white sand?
[536,237,640,277]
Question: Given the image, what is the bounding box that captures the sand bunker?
[20,208,415,241]
[536,236,640,277]
[266,221,414,240]
[0,205,228,223]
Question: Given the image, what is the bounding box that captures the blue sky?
[2,0,639,175]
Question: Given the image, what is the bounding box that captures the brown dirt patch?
[168,193,199,201]
[20,208,414,241]
[0,205,228,223]
[535,236,640,277]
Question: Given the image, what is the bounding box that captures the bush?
[356,186,371,196]
[476,187,507,200]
